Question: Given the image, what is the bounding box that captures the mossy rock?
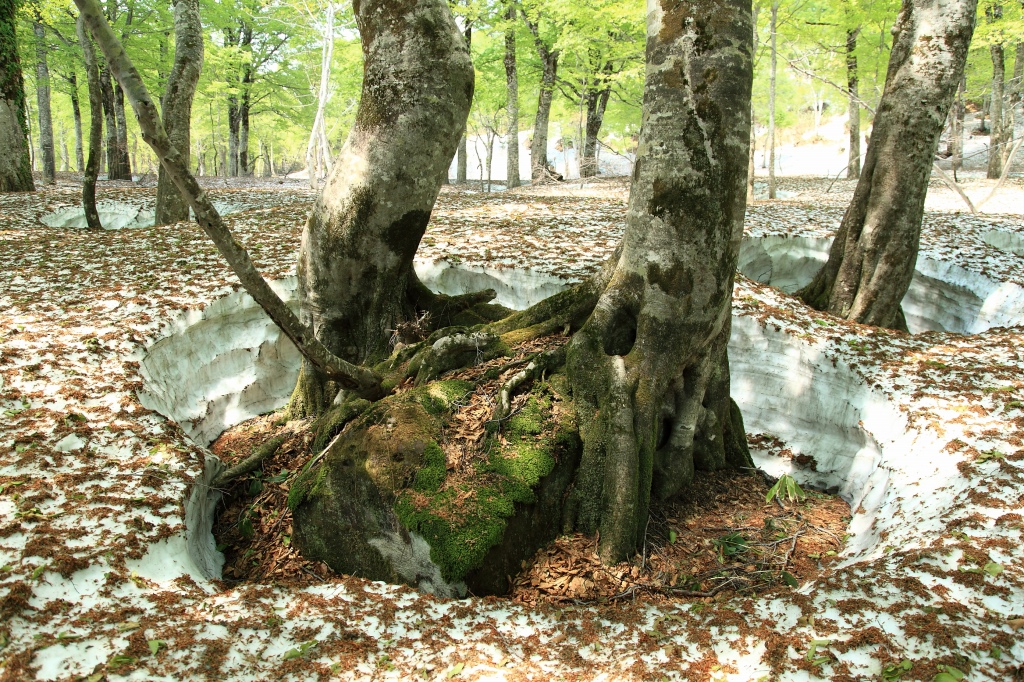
[291,375,583,596]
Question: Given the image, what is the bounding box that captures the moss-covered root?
[309,398,372,453]
[286,361,339,419]
[493,346,566,423]
[407,329,508,384]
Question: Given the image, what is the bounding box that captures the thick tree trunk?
[504,4,520,188]
[76,14,102,228]
[846,27,860,179]
[988,43,1005,179]
[33,21,56,185]
[798,0,977,330]
[768,0,778,198]
[581,85,610,178]
[565,0,754,564]
[155,0,203,226]
[0,0,35,192]
[69,74,85,172]
[288,0,475,416]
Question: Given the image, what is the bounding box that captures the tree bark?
[581,80,610,178]
[988,42,1005,179]
[0,0,35,192]
[846,27,860,179]
[767,0,778,198]
[73,0,384,398]
[155,0,203,226]
[798,0,977,330]
[746,5,758,203]
[455,22,471,184]
[288,0,476,416]
[33,21,56,185]
[305,2,335,189]
[227,95,239,176]
[240,86,251,175]
[949,73,965,177]
[1013,41,1023,103]
[565,0,754,564]
[69,73,85,172]
[504,4,520,188]
[523,10,558,182]
[76,13,103,228]
[113,83,131,177]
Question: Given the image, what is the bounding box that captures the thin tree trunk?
[288,0,476,416]
[1013,41,1023,103]
[504,4,520,189]
[155,0,203,226]
[0,0,34,192]
[456,22,471,184]
[988,42,1005,179]
[798,0,978,330]
[76,13,102,228]
[523,10,557,182]
[240,87,250,175]
[565,0,754,564]
[950,73,965,177]
[33,21,56,184]
[768,0,778,198]
[746,5,758,202]
[113,83,131,177]
[306,2,335,189]
[74,0,384,397]
[581,84,610,178]
[847,27,861,179]
[69,74,85,172]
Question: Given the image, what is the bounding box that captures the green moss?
[418,380,473,416]
[288,460,330,511]
[393,383,573,582]
[310,399,371,453]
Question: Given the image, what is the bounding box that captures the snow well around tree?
[137,241,1024,599]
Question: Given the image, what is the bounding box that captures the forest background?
[11,0,1024,184]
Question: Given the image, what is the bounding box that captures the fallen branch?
[73,0,384,400]
[213,436,285,487]
[931,162,977,214]
[976,135,1024,211]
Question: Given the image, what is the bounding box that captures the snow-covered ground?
[1,176,1023,680]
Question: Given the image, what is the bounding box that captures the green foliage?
[765,473,807,504]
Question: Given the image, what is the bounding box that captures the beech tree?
[798,0,978,330]
[0,0,34,192]
[78,0,753,589]
[154,0,202,225]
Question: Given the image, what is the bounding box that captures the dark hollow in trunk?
[798,0,977,331]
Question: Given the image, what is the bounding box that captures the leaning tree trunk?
[530,49,557,181]
[0,0,35,192]
[798,0,977,330]
[76,13,103,228]
[288,0,475,417]
[564,0,754,564]
[846,27,861,179]
[504,4,520,189]
[69,74,85,172]
[33,21,56,185]
[988,42,1005,179]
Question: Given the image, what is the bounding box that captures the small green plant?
[766,474,807,504]
[282,639,317,661]
[713,532,749,557]
[932,664,965,682]
[881,659,912,680]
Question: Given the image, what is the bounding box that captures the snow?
[1,177,1023,679]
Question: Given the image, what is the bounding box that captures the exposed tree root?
[213,436,285,487]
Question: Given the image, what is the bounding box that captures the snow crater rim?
[134,253,1012,586]
[39,200,247,230]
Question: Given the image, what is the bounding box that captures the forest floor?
[1,173,1023,680]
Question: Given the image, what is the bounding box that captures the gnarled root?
[492,346,567,424]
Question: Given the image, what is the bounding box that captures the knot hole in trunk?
[601,307,637,357]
